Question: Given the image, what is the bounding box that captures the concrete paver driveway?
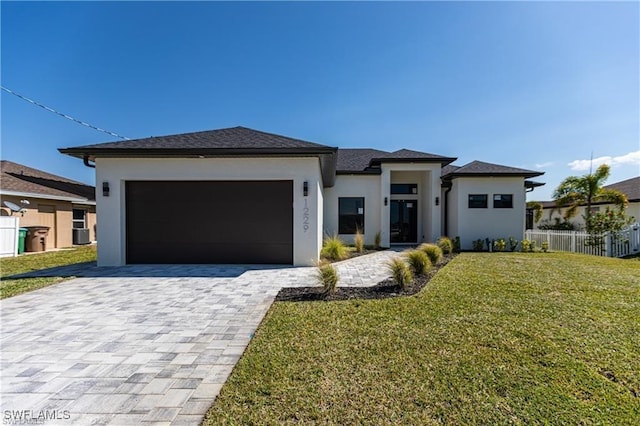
[0,251,396,425]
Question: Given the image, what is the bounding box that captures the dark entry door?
[390,200,418,243]
[126,180,293,264]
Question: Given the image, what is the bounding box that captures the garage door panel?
[126,181,293,264]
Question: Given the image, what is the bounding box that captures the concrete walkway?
[0,250,397,425]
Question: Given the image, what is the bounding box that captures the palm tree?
[553,164,628,231]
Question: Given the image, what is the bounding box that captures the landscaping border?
[276,253,456,302]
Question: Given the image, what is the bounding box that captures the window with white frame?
[72,209,86,229]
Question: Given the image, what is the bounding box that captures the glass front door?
[390,200,418,243]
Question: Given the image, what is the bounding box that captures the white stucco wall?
[323,163,443,247]
[536,202,640,230]
[448,177,526,250]
[383,163,442,246]
[95,157,323,266]
[323,175,381,245]
[389,170,433,243]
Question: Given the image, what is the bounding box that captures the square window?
[493,194,513,208]
[468,194,488,208]
[72,209,86,229]
[339,197,364,234]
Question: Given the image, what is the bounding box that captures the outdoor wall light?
[384,197,388,206]
[102,182,110,197]
[435,196,440,206]
[303,181,309,197]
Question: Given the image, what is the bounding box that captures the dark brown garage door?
[126,181,293,264]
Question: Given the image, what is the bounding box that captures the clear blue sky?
[2,1,638,201]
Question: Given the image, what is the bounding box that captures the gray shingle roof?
[337,148,456,173]
[441,160,543,179]
[61,126,332,151]
[336,149,389,173]
[441,164,460,176]
[0,160,95,201]
[605,176,640,201]
[60,126,339,188]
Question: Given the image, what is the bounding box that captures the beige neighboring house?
[0,160,96,249]
[536,176,640,230]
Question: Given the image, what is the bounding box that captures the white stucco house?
[534,176,639,230]
[60,126,544,266]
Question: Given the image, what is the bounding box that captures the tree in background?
[526,201,543,224]
[553,164,628,232]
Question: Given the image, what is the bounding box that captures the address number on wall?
[303,199,310,232]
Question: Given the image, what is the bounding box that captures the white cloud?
[535,161,554,168]
[568,150,640,171]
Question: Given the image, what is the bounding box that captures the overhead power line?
[1,85,130,140]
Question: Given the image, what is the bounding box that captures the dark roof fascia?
[58,147,339,188]
[58,146,337,159]
[336,170,382,176]
[371,157,457,167]
[442,171,544,180]
[525,180,546,188]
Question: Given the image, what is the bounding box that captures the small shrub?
[386,257,413,289]
[541,241,549,253]
[315,261,339,294]
[404,250,431,276]
[472,239,484,252]
[538,218,576,231]
[508,237,519,252]
[374,231,382,249]
[418,243,443,265]
[494,239,506,252]
[530,240,537,252]
[437,236,453,254]
[521,239,531,252]
[354,229,364,253]
[453,236,461,253]
[485,238,492,251]
[321,234,348,261]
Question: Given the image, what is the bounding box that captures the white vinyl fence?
[0,216,20,258]
[525,222,640,258]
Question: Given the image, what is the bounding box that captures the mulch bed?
[276,253,457,302]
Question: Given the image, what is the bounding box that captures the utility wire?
[1,85,130,140]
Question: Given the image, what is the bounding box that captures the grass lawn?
[206,252,640,424]
[0,245,97,299]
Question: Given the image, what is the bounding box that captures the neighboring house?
[59,126,544,266]
[534,176,640,230]
[0,160,96,249]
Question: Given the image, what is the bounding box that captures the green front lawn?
[0,245,97,299]
[206,252,640,424]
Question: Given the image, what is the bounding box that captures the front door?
[390,200,417,243]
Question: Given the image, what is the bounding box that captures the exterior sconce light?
[303,181,308,197]
[384,197,388,206]
[102,182,110,197]
[435,196,440,206]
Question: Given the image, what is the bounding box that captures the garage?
[126,180,293,264]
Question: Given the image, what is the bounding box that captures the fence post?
[571,231,576,253]
[605,232,612,257]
